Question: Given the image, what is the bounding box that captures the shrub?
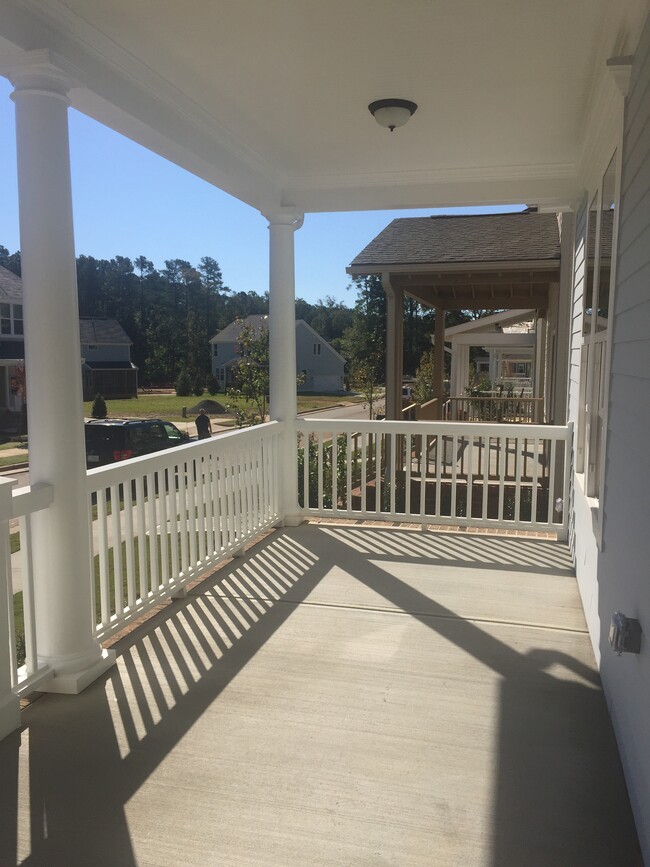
[206,374,220,395]
[91,393,107,419]
[175,369,191,396]
[192,374,205,397]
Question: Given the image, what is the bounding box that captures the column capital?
[262,208,304,230]
[0,49,79,102]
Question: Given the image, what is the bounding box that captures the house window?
[213,345,218,357]
[0,303,22,335]
[313,343,321,355]
[577,150,617,500]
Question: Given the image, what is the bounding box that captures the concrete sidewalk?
[0,524,640,866]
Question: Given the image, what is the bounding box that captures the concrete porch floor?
[0,523,641,866]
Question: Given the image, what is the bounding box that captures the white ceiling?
[0,0,648,213]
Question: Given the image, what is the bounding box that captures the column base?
[0,691,21,741]
[283,514,304,528]
[41,648,116,695]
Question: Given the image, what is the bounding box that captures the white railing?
[444,396,543,423]
[86,421,282,640]
[1,478,55,737]
[296,419,572,537]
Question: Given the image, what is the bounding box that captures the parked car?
[85,418,190,468]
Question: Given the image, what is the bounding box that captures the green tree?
[350,358,383,419]
[412,350,436,405]
[339,276,386,385]
[228,323,269,425]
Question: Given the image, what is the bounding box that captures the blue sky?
[0,77,523,306]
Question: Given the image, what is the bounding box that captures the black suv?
[85,419,190,468]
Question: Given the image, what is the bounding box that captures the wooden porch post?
[383,275,403,420]
[433,307,446,414]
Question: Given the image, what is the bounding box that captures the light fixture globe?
[368,98,418,131]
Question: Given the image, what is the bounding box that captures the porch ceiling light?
[368,98,417,132]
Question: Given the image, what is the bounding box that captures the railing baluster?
[405,433,412,515]
[187,461,199,567]
[317,432,324,512]
[514,438,522,525]
[389,433,396,516]
[332,433,338,514]
[346,432,352,513]
[361,433,367,513]
[482,436,489,520]
[548,438,557,526]
[110,483,124,617]
[146,471,160,591]
[123,480,136,609]
[97,488,110,624]
[196,454,207,564]
[531,436,540,525]
[158,469,170,587]
[136,475,148,600]
[375,432,382,515]
[178,464,189,577]
[498,433,506,522]
[18,515,37,676]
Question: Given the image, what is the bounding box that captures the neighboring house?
[444,309,538,396]
[348,211,564,421]
[210,314,345,393]
[0,265,137,424]
[79,317,138,401]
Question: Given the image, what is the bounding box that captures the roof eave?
[347,258,561,277]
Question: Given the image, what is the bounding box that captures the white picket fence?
[86,421,282,640]
[296,419,572,536]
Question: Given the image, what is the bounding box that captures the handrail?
[296,418,571,537]
[86,421,283,640]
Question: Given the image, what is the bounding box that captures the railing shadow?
[0,523,641,865]
[0,530,325,866]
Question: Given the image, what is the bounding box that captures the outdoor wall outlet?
[609,612,642,656]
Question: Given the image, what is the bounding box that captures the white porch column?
[452,343,470,395]
[6,52,114,691]
[383,276,403,420]
[265,209,303,525]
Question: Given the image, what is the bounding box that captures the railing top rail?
[86,419,284,489]
[297,417,571,438]
[448,396,542,403]
[11,483,54,519]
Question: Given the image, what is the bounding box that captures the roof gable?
[0,265,23,304]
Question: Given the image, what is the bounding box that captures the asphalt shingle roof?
[349,212,561,269]
[0,267,132,343]
[0,265,23,303]
[79,318,132,345]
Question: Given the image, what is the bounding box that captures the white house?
[1,2,650,862]
[210,314,345,393]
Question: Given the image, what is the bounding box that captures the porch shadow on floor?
[0,524,641,866]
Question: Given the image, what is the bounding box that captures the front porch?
[0,520,638,865]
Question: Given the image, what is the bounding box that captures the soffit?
[1,0,648,211]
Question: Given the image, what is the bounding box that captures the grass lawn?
[0,454,27,468]
[83,392,362,421]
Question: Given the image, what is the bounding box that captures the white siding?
[592,14,650,861]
